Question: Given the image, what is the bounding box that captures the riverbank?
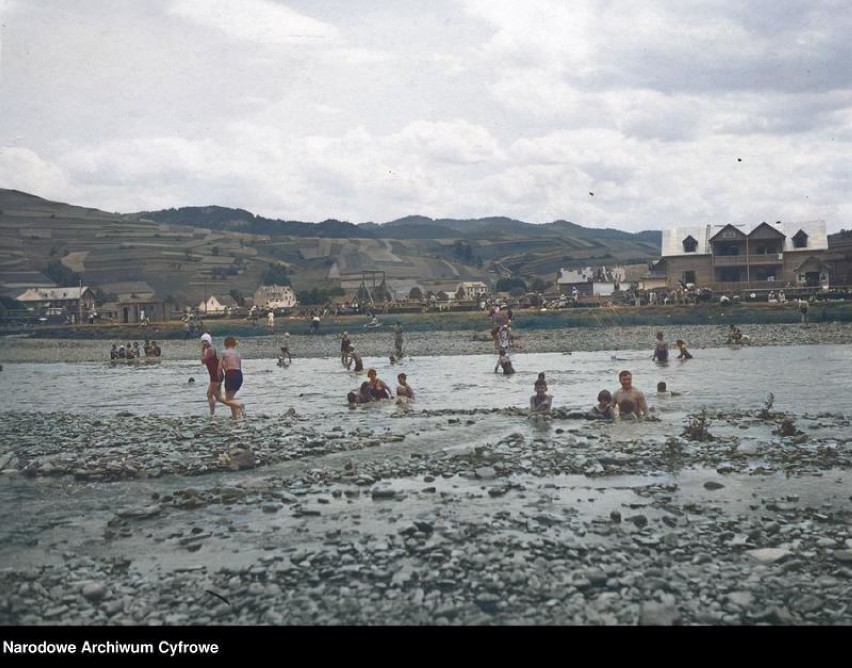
[5,300,852,342]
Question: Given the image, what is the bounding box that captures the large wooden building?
[660,221,830,292]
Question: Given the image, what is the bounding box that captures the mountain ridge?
[0,189,663,305]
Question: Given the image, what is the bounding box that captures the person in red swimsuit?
[200,333,224,416]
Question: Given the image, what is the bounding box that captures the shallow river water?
[4,343,851,420]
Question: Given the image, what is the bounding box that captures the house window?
[682,236,698,253]
[792,230,808,248]
[683,271,696,285]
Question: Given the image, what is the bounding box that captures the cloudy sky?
[1,0,850,232]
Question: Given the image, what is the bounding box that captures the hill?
[0,189,662,306]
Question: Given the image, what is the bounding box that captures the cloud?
[0,147,69,197]
[168,0,339,45]
[0,1,849,232]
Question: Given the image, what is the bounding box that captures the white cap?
[200,333,212,343]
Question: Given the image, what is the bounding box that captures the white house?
[197,295,228,314]
[556,266,625,296]
[253,284,297,310]
[456,281,489,299]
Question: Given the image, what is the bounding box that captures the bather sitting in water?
[529,378,553,416]
[586,389,615,421]
[367,368,393,400]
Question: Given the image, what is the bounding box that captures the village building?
[556,265,625,297]
[456,281,489,299]
[253,284,297,311]
[15,285,95,323]
[197,295,229,314]
[660,220,831,292]
[98,280,165,324]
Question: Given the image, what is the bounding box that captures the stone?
[229,450,256,471]
[474,466,497,480]
[703,481,725,490]
[0,452,17,470]
[791,594,823,613]
[747,548,794,564]
[726,591,754,607]
[832,549,852,563]
[115,505,162,519]
[639,601,681,626]
[81,582,107,602]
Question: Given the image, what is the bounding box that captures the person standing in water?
[652,331,669,362]
[347,345,364,372]
[366,368,392,399]
[396,372,414,400]
[612,370,648,419]
[341,331,351,367]
[278,332,292,365]
[200,333,224,417]
[218,336,246,419]
[675,339,693,359]
[495,348,515,374]
[392,322,405,359]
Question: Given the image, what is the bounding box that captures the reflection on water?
[2,344,850,419]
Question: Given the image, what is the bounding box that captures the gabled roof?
[792,255,831,272]
[709,224,748,242]
[662,220,828,256]
[660,226,712,256]
[17,286,92,302]
[748,222,786,238]
[99,280,156,301]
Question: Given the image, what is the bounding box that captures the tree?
[530,277,551,292]
[43,260,79,286]
[408,287,423,301]
[296,286,344,305]
[92,288,115,306]
[453,241,475,264]
[229,289,245,306]
[456,286,466,300]
[496,277,526,292]
[262,263,291,286]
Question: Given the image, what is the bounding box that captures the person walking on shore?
[200,333,224,417]
[218,336,246,419]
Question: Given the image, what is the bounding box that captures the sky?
[0,0,850,232]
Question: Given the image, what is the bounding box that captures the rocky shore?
[1,402,851,625]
